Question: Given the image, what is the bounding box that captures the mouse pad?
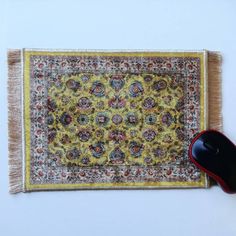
[8,50,222,193]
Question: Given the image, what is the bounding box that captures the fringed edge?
[8,49,23,193]
[208,52,223,131]
[207,52,223,187]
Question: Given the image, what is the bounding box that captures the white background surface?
[1,0,236,235]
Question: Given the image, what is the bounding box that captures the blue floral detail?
[90,142,105,158]
[90,81,105,97]
[129,81,144,97]
[77,114,89,125]
[129,141,144,158]
[145,114,157,125]
[110,76,125,91]
[109,147,125,164]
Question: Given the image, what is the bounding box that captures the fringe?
[208,52,223,131]
[207,52,223,187]
[8,49,23,193]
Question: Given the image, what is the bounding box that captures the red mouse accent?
[189,129,236,194]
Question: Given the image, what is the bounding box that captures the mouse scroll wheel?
[203,141,220,155]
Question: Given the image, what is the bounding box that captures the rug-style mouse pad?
[8,50,222,193]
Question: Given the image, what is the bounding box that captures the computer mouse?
[189,130,236,193]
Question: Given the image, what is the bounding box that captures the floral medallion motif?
[108,95,126,109]
[77,97,92,109]
[152,79,167,91]
[161,112,174,127]
[90,81,105,97]
[142,129,157,142]
[66,79,81,92]
[112,114,123,125]
[110,75,125,91]
[109,130,126,144]
[66,148,81,161]
[125,112,139,126]
[143,97,156,109]
[90,142,105,158]
[145,114,157,125]
[109,147,125,164]
[77,114,89,125]
[95,112,110,126]
[129,141,144,157]
[77,129,91,142]
[59,112,72,126]
[129,81,144,97]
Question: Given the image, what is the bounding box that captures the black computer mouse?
[189,130,236,193]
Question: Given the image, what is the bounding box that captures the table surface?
[0,0,236,235]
